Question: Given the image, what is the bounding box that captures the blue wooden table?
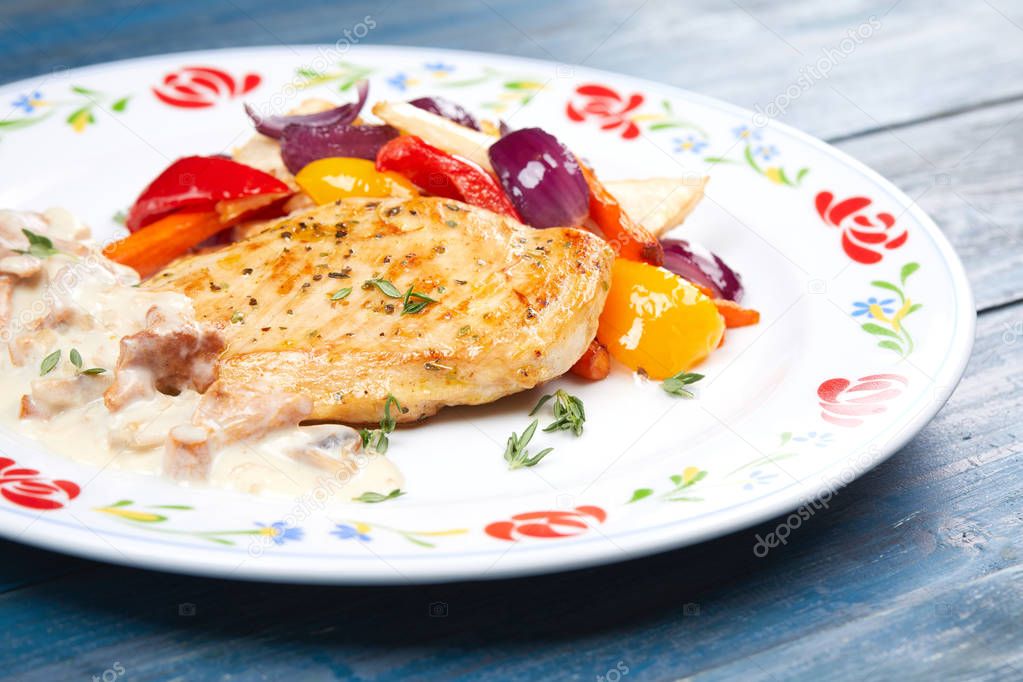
[2,1,1022,679]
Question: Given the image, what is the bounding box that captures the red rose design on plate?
[485,505,607,541]
[0,457,80,510]
[816,191,907,264]
[566,84,644,139]
[153,66,261,109]
[817,373,908,427]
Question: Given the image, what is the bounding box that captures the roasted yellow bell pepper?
[295,157,418,204]
[597,258,724,379]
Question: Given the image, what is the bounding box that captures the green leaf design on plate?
[861,323,900,339]
[743,145,763,174]
[628,488,654,503]
[907,303,923,314]
[796,167,810,182]
[111,97,130,112]
[877,340,904,354]
[65,106,91,124]
[900,262,920,285]
[870,280,903,298]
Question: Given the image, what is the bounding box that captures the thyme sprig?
[504,419,554,470]
[530,389,586,436]
[359,394,405,454]
[401,286,437,315]
[39,348,105,377]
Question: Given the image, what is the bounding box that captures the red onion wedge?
[408,96,480,131]
[245,80,369,139]
[661,238,745,302]
[280,123,399,174]
[488,127,589,228]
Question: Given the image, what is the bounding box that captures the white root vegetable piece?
[371,100,497,172]
[604,176,708,237]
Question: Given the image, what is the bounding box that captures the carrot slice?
[103,211,226,279]
[571,339,611,380]
[579,163,663,266]
[714,299,760,328]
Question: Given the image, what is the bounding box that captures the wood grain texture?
[0,0,1022,679]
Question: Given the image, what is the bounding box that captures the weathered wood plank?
[3,0,1023,143]
[0,302,1018,681]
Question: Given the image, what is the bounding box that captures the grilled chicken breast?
[148,197,614,423]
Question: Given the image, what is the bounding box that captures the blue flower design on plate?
[387,73,411,91]
[791,431,834,448]
[424,62,455,74]
[256,521,304,545]
[743,469,778,491]
[673,134,708,154]
[732,124,762,142]
[753,144,779,161]
[11,91,43,114]
[851,297,896,318]
[332,523,372,542]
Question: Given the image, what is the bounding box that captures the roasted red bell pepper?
[375,136,520,220]
[126,155,291,232]
[578,162,663,266]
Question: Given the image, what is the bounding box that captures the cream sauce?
[0,209,402,504]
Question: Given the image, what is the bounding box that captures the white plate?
[0,46,973,583]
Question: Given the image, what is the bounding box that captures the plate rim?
[0,44,976,583]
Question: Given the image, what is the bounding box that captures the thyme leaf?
[662,371,704,398]
[330,287,352,301]
[365,277,402,298]
[18,229,58,259]
[352,489,405,503]
[39,350,60,376]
